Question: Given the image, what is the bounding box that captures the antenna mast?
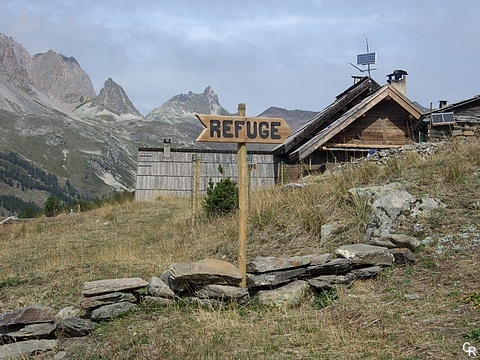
[350,38,377,77]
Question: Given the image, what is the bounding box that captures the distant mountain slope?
[258,107,319,131]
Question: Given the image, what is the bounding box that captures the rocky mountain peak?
[147,86,230,122]
[28,49,96,106]
[90,77,142,117]
[0,33,33,94]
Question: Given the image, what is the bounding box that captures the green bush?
[203,177,238,216]
[44,195,63,217]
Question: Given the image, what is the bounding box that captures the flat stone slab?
[370,234,419,251]
[82,278,148,297]
[0,305,56,330]
[0,339,57,360]
[246,255,311,273]
[307,273,356,291]
[247,267,307,288]
[195,285,248,301]
[161,259,242,292]
[80,292,137,310]
[351,266,381,279]
[336,244,394,266]
[305,258,352,277]
[3,322,56,341]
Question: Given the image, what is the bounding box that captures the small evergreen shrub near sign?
[44,195,63,217]
[203,177,239,216]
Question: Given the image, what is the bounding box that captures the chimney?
[438,100,447,108]
[163,139,171,158]
[352,76,364,84]
[386,70,408,96]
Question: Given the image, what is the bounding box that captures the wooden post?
[191,155,201,227]
[237,103,247,288]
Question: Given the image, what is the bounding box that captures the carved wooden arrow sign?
[196,114,291,144]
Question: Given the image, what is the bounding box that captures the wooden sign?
[196,115,291,144]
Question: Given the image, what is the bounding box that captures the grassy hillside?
[0,139,479,359]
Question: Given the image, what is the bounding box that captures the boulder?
[336,244,394,266]
[0,339,57,360]
[367,190,416,236]
[82,278,148,297]
[148,276,175,299]
[161,259,242,293]
[254,280,310,307]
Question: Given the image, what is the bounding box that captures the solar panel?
[357,52,376,65]
[431,112,455,125]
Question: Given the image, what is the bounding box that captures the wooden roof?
[289,84,422,161]
[274,76,381,156]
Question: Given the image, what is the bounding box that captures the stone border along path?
[1,178,447,359]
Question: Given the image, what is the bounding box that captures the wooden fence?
[134,148,278,201]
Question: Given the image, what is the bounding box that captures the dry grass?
[1,138,480,359]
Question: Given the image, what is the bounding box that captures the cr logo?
[464,342,477,357]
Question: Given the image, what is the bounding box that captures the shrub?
[203,178,238,216]
[44,195,63,217]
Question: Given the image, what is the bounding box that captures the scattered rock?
[147,276,175,299]
[404,294,420,300]
[389,248,416,264]
[320,222,342,242]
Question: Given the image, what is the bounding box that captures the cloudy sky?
[1,0,479,116]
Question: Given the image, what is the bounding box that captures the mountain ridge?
[0,32,315,214]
